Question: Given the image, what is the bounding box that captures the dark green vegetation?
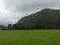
[15,9,60,29]
[1,8,60,30]
[12,9,60,29]
[0,30,60,45]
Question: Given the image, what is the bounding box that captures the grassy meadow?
[0,30,60,45]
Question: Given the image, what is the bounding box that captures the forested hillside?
[1,8,60,30]
[12,8,60,29]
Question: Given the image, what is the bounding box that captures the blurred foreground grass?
[0,30,60,45]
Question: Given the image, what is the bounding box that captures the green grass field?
[0,30,60,45]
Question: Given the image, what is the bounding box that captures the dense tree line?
[1,8,60,30]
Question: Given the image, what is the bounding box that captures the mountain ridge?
[12,8,60,29]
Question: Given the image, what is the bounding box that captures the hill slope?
[13,8,60,29]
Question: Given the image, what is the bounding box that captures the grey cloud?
[0,0,60,25]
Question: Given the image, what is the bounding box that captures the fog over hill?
[0,0,60,25]
[1,8,60,30]
[14,8,60,29]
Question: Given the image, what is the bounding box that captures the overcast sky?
[0,0,60,25]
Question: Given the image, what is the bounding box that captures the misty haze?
[0,1,60,45]
[0,0,60,30]
[0,0,60,25]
